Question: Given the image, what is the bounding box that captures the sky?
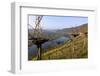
[28,15,88,30]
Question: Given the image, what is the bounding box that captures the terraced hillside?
[32,34,88,60]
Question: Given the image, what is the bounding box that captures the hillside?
[55,23,88,35]
[28,23,88,60]
[32,34,88,60]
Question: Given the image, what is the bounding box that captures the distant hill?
[55,23,88,35]
[28,23,88,46]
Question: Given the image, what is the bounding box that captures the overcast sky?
[28,15,88,30]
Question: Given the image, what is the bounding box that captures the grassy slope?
[31,23,88,60]
[32,35,88,60]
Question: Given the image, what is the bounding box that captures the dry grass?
[32,35,88,60]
